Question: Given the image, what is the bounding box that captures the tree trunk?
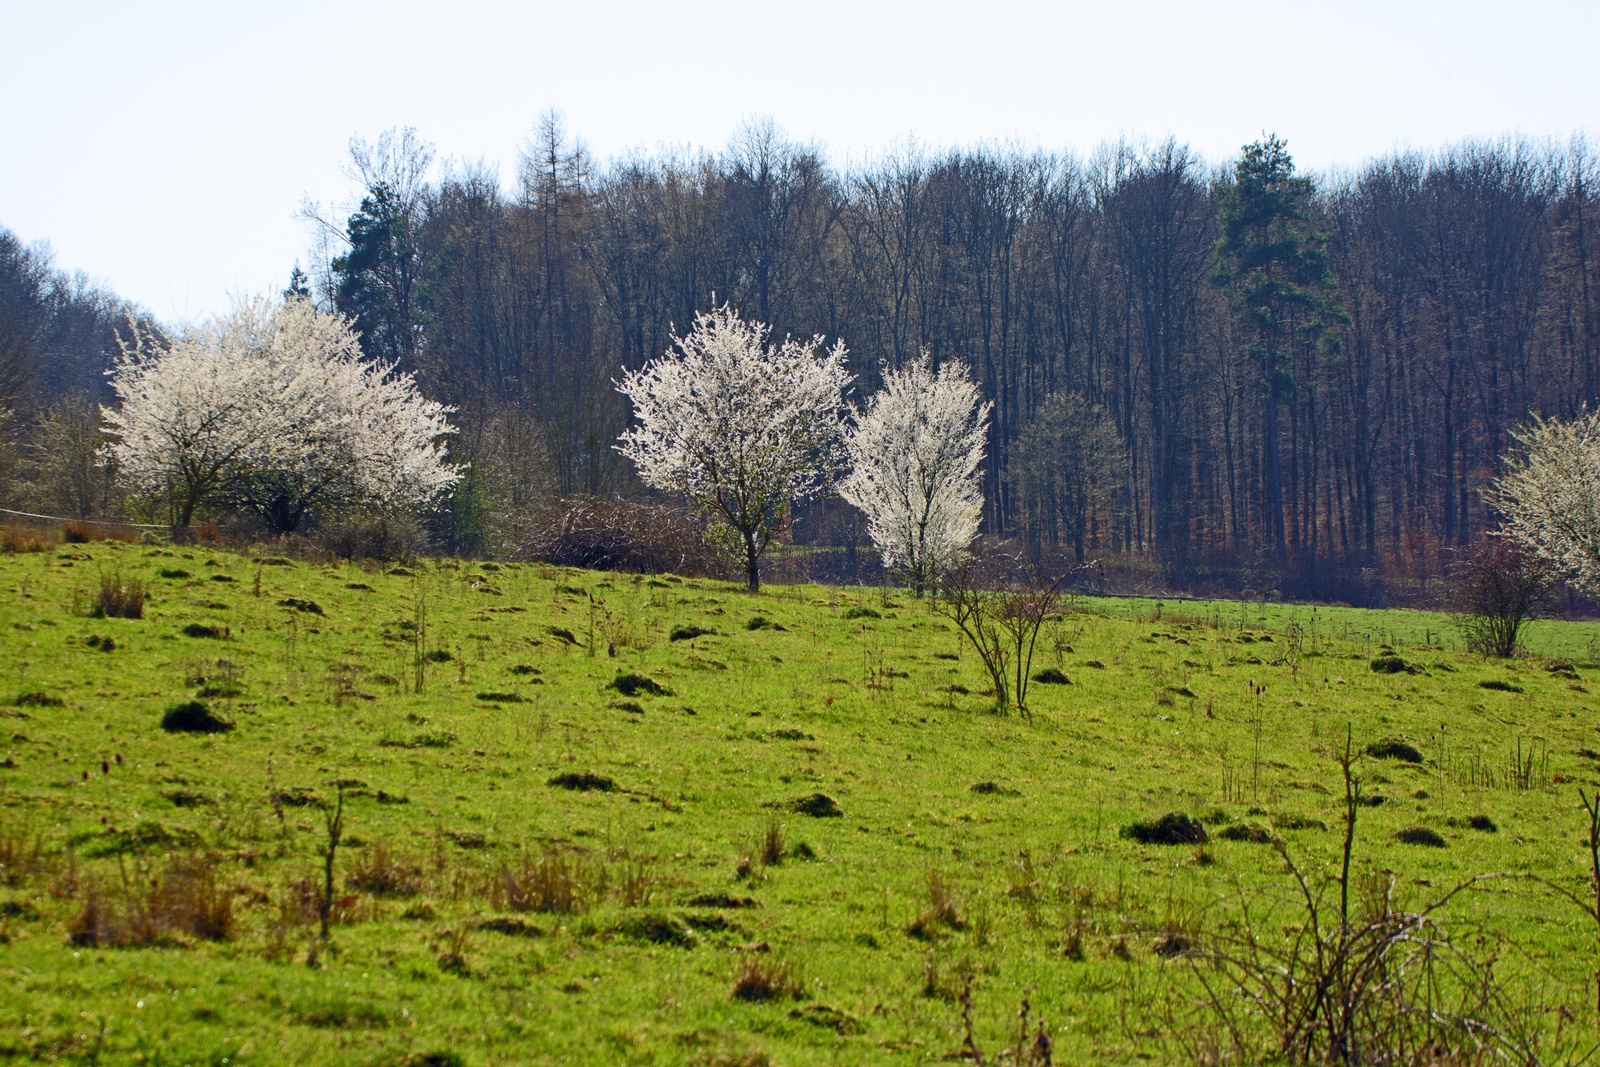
[744,531,760,593]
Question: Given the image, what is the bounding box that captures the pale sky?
[3,0,1597,324]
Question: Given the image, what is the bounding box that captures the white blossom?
[103,296,458,531]
[1491,410,1600,592]
[839,351,990,594]
[615,305,851,590]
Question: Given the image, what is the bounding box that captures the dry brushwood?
[515,496,728,577]
[1177,728,1536,1065]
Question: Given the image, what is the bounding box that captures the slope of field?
[0,541,1596,1064]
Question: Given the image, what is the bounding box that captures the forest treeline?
[4,121,1599,600]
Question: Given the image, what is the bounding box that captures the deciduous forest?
[5,120,1599,602]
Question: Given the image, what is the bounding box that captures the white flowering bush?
[104,297,458,532]
[839,352,990,594]
[1491,410,1600,592]
[615,306,850,591]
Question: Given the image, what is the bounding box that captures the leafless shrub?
[1452,536,1556,658]
[516,496,729,577]
[935,544,1084,714]
[69,855,236,947]
[1176,731,1537,1065]
[948,976,1054,1065]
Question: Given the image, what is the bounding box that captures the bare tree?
[1452,535,1556,657]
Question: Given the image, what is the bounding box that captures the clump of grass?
[670,625,715,642]
[760,820,785,866]
[1366,738,1423,763]
[69,854,235,947]
[475,691,524,703]
[495,848,589,914]
[1031,668,1071,685]
[1123,812,1206,845]
[161,700,234,734]
[969,781,1019,796]
[278,597,324,615]
[1369,654,1412,674]
[0,822,45,887]
[842,606,881,620]
[906,870,964,940]
[378,731,454,749]
[93,571,145,619]
[14,691,63,707]
[1479,679,1523,693]
[158,567,192,579]
[731,955,803,1001]
[346,843,423,897]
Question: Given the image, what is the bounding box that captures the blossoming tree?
[615,306,850,591]
[1491,411,1600,591]
[839,352,990,594]
[104,296,458,532]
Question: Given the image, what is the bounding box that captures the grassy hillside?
[1,539,1597,1064]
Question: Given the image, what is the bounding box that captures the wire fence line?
[0,506,167,530]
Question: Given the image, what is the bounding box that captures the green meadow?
[1,539,1598,1064]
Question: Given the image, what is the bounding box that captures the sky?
[3,0,1598,325]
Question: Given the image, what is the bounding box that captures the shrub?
[63,520,133,543]
[517,496,728,577]
[1452,536,1555,658]
[161,701,234,734]
[93,571,146,619]
[1,523,55,553]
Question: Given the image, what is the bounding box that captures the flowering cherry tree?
[615,306,850,591]
[104,296,458,532]
[839,352,990,594]
[1491,411,1600,591]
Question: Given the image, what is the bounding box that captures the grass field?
[2,539,1599,1064]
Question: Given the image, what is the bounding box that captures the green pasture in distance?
[1,541,1598,1064]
